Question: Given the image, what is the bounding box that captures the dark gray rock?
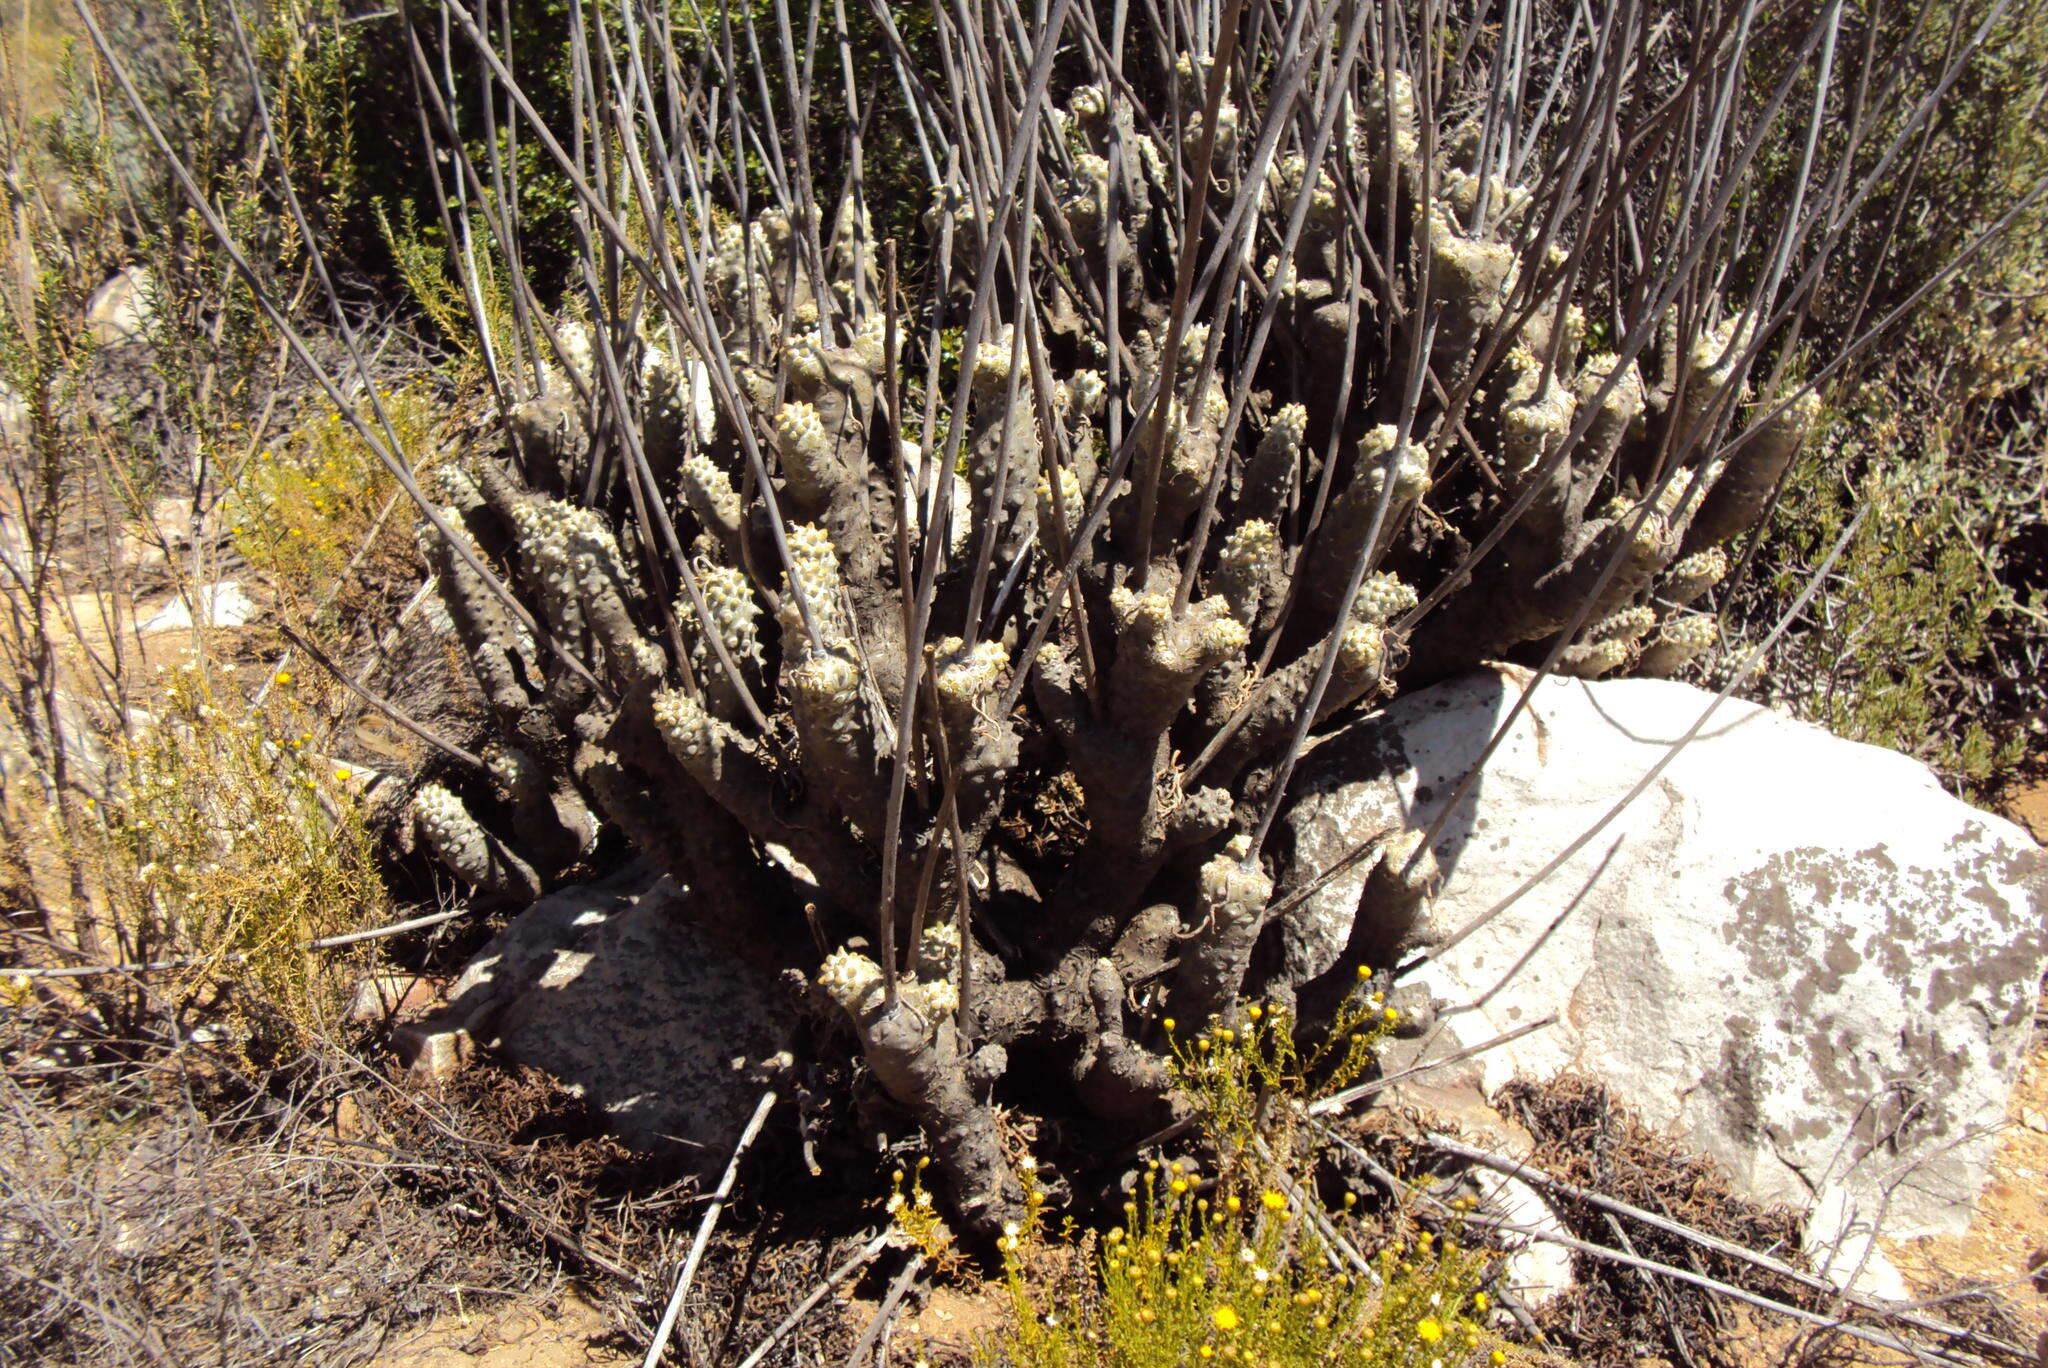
[407,863,795,1161]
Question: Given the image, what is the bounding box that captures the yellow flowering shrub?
[1168,978,1397,1163]
[45,659,385,1050]
[976,981,1511,1368]
[987,1152,1501,1368]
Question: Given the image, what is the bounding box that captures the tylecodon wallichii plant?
[181,0,1965,1237]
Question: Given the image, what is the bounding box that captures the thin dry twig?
[641,1086,780,1368]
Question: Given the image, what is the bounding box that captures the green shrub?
[226,379,445,622]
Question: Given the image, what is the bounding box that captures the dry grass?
[1480,1076,1809,1368]
[0,1062,522,1367]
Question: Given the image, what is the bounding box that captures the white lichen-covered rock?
[1280,664,2047,1288]
[399,864,794,1162]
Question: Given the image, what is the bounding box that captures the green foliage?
[1741,0,2048,350]
[338,0,580,294]
[377,197,522,373]
[1746,383,2034,788]
[1728,0,2048,787]
[136,0,358,435]
[226,379,444,613]
[0,0,399,1058]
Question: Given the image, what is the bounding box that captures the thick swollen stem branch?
[507,392,587,491]
[678,453,746,562]
[1170,837,1275,1029]
[1566,355,1647,524]
[932,637,1020,829]
[418,518,537,733]
[486,745,600,869]
[816,949,1024,1242]
[651,688,877,912]
[1682,390,1820,553]
[1298,428,1431,626]
[1203,620,1392,791]
[1636,612,1719,677]
[1034,642,1232,947]
[572,741,790,966]
[1555,605,1657,678]
[412,783,542,899]
[1280,828,1440,1024]
[1238,403,1306,528]
[1206,520,1283,630]
[787,649,887,838]
[1105,590,1248,741]
[1074,958,1182,1125]
[1403,510,1676,685]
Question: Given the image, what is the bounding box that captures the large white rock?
[1280,665,2047,1287]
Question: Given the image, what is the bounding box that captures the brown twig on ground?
[1420,1132,2037,1361]
[641,1086,780,1367]
[732,1231,892,1368]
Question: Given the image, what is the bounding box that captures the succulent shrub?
[85,0,2019,1239]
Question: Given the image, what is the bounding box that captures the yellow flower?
[1212,1306,1240,1332]
[1260,1190,1287,1211]
[1491,1353,1507,1366]
[1171,1179,1189,1194]
[1163,1017,1176,1031]
[274,671,294,686]
[1417,1318,1444,1343]
[1225,1195,1241,1211]
[1383,1006,1400,1023]
[1245,1003,1261,1019]
[1199,1349,1214,1360]
[1473,1292,1489,1312]
[334,768,351,782]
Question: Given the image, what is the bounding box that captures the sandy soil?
[368,1291,631,1368]
[1886,1025,2048,1349]
[2003,778,2048,844]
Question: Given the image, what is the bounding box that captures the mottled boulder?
[1280,665,2047,1288]
[399,862,794,1161]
